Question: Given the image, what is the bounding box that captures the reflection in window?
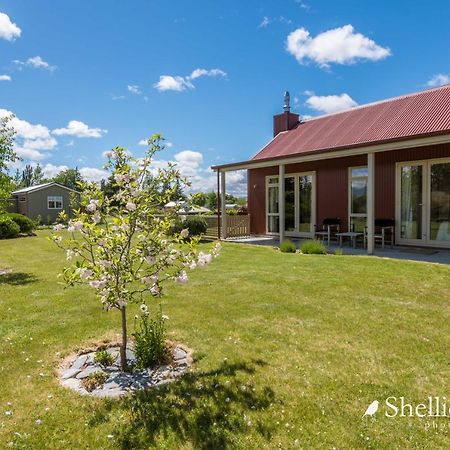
[349,167,367,232]
[430,162,450,241]
[285,177,295,232]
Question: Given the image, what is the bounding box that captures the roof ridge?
[302,84,450,123]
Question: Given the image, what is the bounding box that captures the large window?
[397,158,450,247]
[267,177,279,233]
[266,173,315,235]
[349,167,368,232]
[48,196,63,209]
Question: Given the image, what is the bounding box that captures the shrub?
[172,216,207,237]
[301,240,327,255]
[280,239,297,253]
[4,213,35,234]
[133,306,166,368]
[81,371,108,392]
[0,217,20,239]
[94,349,115,366]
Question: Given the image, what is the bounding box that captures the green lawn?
[1,231,449,449]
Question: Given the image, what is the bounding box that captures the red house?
[212,85,450,253]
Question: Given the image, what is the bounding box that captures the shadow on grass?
[91,359,276,449]
[0,271,38,285]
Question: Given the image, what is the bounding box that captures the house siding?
[248,142,450,235]
[26,186,78,222]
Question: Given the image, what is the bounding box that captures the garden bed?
[58,343,192,398]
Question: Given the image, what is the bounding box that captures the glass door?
[298,175,313,234]
[266,172,315,237]
[429,161,450,245]
[285,177,296,232]
[397,158,450,247]
[399,163,425,243]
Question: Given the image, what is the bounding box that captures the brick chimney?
[273,91,299,137]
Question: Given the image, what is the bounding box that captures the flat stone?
[156,379,173,387]
[61,367,81,380]
[173,348,187,361]
[91,388,124,398]
[86,352,96,364]
[126,349,136,362]
[106,347,119,355]
[175,358,188,367]
[61,378,82,390]
[103,381,119,390]
[72,354,88,370]
[76,367,104,379]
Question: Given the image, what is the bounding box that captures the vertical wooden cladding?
[248,142,450,235]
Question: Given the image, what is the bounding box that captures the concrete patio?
[224,235,450,265]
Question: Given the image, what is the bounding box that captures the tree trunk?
[120,306,128,371]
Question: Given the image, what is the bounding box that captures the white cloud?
[154,68,227,92]
[259,16,270,28]
[295,0,310,9]
[13,56,56,72]
[305,93,358,114]
[286,25,391,68]
[79,167,109,182]
[53,120,107,138]
[127,84,142,95]
[139,139,172,148]
[0,12,21,41]
[42,163,68,178]
[111,94,125,100]
[154,75,193,92]
[149,150,246,195]
[0,75,11,81]
[0,108,57,160]
[427,73,450,87]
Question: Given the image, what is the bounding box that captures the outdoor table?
[336,231,364,248]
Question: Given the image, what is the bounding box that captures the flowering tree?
[0,115,19,213]
[52,135,220,371]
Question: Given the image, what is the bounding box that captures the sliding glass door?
[430,161,450,244]
[266,172,316,236]
[399,163,424,241]
[397,158,450,247]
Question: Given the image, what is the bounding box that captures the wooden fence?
[196,215,251,239]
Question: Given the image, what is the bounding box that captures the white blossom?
[175,270,189,284]
[180,228,189,238]
[53,223,65,232]
[126,202,136,211]
[79,268,93,280]
[198,251,213,267]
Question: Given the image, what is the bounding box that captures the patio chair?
[364,219,395,249]
[314,218,341,246]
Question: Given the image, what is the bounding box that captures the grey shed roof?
[12,182,79,195]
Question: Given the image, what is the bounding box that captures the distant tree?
[100,148,129,200]
[13,168,21,187]
[21,164,33,187]
[53,167,83,190]
[31,163,43,186]
[202,191,239,211]
[0,115,19,213]
[191,192,207,207]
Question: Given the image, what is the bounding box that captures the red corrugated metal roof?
[252,84,450,161]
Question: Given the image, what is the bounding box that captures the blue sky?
[1,0,449,194]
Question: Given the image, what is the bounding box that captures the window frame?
[348,166,368,232]
[265,172,316,236]
[47,195,64,210]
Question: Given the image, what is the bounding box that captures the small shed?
[10,182,79,223]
